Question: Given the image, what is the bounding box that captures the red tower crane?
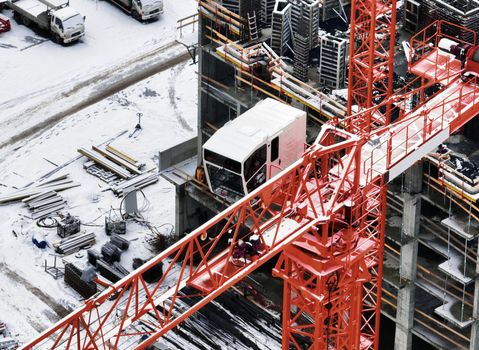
[21,6,479,350]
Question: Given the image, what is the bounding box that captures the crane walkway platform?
[411,48,463,84]
[360,73,479,185]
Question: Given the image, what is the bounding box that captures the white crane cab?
[203,98,307,202]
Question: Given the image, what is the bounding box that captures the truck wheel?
[13,12,21,24]
[53,33,62,44]
[132,10,141,22]
[21,15,30,26]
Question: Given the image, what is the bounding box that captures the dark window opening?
[244,144,267,180]
[206,164,244,197]
[246,165,267,192]
[271,137,279,162]
[204,149,241,174]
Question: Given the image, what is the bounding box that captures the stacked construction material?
[96,260,128,283]
[84,161,118,183]
[23,191,65,220]
[110,170,158,196]
[54,232,96,255]
[0,173,79,205]
[78,144,158,195]
[64,263,97,299]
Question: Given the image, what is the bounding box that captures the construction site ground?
[0,1,288,348]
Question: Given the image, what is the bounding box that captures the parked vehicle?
[7,0,85,44]
[107,0,163,21]
[0,13,10,32]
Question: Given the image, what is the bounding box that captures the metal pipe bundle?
[111,170,158,196]
[55,232,96,255]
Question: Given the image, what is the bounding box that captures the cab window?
[204,149,241,174]
[271,137,279,162]
[244,144,267,180]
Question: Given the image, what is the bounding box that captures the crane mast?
[347,0,397,133]
[21,2,479,350]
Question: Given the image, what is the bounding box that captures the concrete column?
[175,183,186,240]
[394,163,422,350]
[469,243,479,350]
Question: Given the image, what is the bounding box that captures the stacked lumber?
[54,232,96,255]
[78,144,158,196]
[0,173,79,205]
[23,191,65,220]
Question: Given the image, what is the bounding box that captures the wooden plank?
[105,145,140,167]
[0,183,80,204]
[78,148,131,179]
[92,146,142,175]
[22,190,57,203]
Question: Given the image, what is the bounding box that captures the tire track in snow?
[168,61,194,132]
[0,41,191,151]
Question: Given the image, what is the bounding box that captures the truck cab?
[109,0,163,21]
[50,6,85,44]
[203,98,307,203]
[131,0,163,20]
[8,0,84,44]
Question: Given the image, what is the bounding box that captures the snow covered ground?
[0,38,198,343]
[0,0,197,148]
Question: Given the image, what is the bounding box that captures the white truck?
[106,0,163,21]
[203,98,307,202]
[8,0,85,44]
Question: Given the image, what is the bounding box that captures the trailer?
[106,0,163,21]
[7,0,84,44]
[203,98,307,202]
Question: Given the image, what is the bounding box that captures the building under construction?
[404,0,479,42]
[20,0,479,349]
[172,1,479,350]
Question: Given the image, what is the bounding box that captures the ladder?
[247,12,258,41]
